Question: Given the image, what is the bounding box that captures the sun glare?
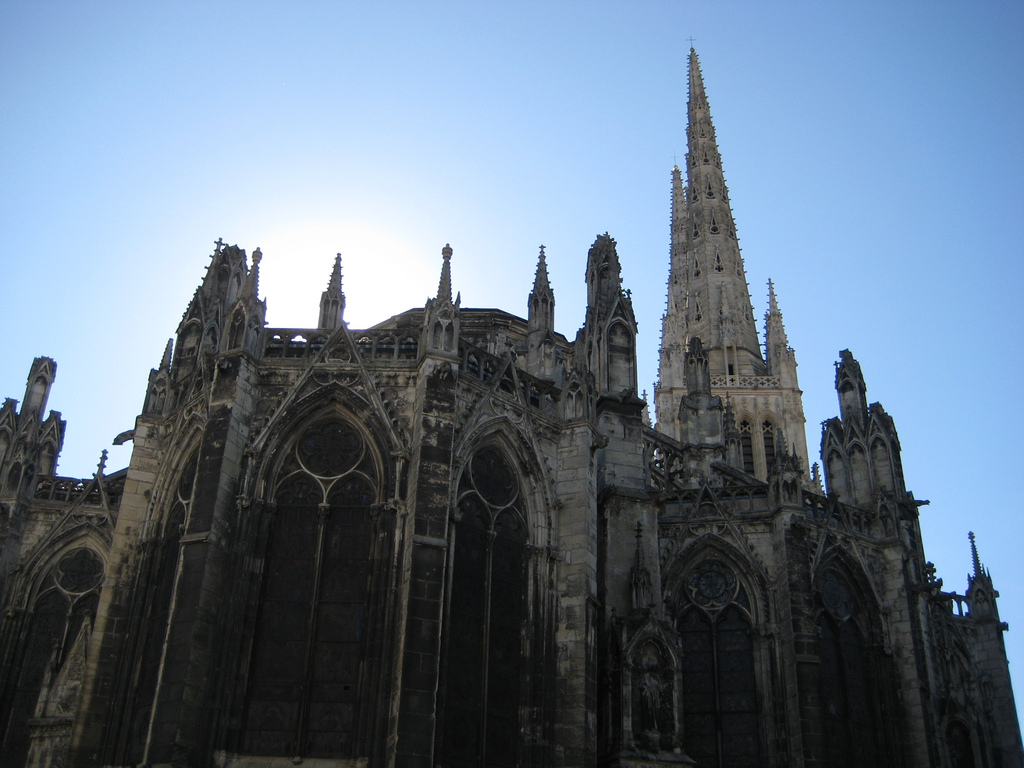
[252,219,438,331]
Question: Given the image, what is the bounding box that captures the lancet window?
[242,418,378,758]
[738,420,755,475]
[761,419,776,474]
[440,446,528,768]
[676,559,762,768]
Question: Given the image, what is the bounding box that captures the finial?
[252,247,262,266]
[442,243,453,260]
[214,237,224,254]
[96,449,108,477]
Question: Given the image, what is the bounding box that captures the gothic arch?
[452,420,554,542]
[247,382,403,504]
[662,533,768,615]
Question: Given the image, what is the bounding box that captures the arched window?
[817,569,878,766]
[441,447,527,768]
[242,419,377,758]
[0,548,104,766]
[676,559,762,767]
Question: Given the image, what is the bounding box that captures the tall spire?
[318,253,346,329]
[659,49,761,387]
[655,51,809,475]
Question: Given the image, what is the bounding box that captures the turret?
[318,253,346,330]
[834,349,868,430]
[0,358,66,495]
[173,240,265,381]
[577,234,638,397]
[821,350,905,506]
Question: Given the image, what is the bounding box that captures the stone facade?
[0,49,1021,768]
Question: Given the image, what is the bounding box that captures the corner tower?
[656,49,808,479]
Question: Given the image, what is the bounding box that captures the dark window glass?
[243,420,375,758]
[441,449,526,768]
[677,560,762,767]
[818,570,879,767]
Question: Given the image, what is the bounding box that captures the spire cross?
[687,36,697,49]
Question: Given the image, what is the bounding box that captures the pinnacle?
[533,245,551,293]
[437,243,453,303]
[327,253,343,292]
[969,531,982,580]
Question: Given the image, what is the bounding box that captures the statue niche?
[631,640,675,752]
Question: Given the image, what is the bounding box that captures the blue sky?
[2,0,1022,722]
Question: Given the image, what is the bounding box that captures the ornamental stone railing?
[709,374,781,388]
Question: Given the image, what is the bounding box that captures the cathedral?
[1,50,1021,768]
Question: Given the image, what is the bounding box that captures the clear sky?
[2,0,1022,724]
